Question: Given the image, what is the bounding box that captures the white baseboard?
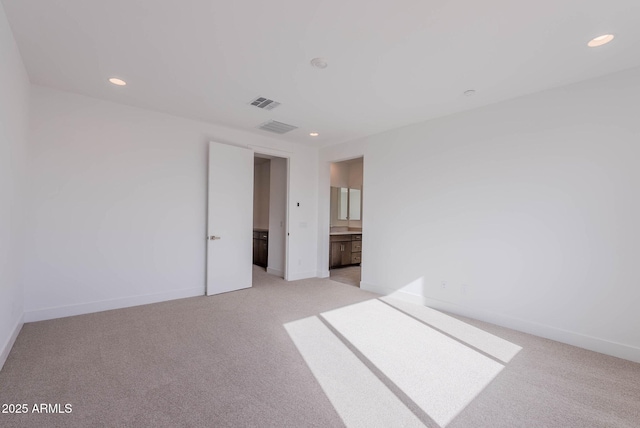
[0,315,24,372]
[359,281,382,293]
[24,287,204,323]
[317,269,330,279]
[364,284,640,364]
[287,271,318,281]
[266,267,284,278]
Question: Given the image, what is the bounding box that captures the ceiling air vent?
[250,96,281,111]
[257,120,298,134]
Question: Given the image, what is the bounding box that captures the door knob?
[208,236,221,240]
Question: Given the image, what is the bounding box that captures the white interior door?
[206,141,254,295]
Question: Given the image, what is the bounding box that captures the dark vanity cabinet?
[329,234,361,269]
[253,230,268,268]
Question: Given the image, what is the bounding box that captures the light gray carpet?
[1,267,639,427]
[329,266,361,287]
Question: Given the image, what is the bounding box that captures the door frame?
[205,143,292,293]
[319,154,365,281]
[253,150,291,281]
[249,145,291,281]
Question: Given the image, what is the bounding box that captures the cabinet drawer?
[330,235,352,242]
[352,234,362,241]
[253,231,268,240]
[351,241,362,252]
[351,253,361,264]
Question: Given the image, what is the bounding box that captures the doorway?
[328,157,363,287]
[253,154,288,278]
[206,142,290,296]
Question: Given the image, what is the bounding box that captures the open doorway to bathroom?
[253,154,288,278]
[329,157,363,287]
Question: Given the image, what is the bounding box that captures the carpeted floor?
[1,267,639,427]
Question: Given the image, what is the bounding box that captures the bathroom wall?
[253,160,270,230]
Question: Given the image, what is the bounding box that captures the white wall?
[330,162,350,188]
[268,157,287,277]
[348,160,363,189]
[319,67,640,362]
[24,86,319,322]
[0,3,30,369]
[253,161,270,230]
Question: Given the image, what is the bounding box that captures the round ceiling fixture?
[310,58,328,69]
[464,89,476,97]
[109,77,127,86]
[588,34,614,48]
[309,132,319,137]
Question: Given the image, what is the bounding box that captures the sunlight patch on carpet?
[284,316,425,428]
[321,300,504,427]
[380,296,522,363]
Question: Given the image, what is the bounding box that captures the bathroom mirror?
[338,187,348,220]
[331,187,361,223]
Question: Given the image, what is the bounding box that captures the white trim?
[0,315,24,372]
[359,280,381,293]
[24,287,203,323]
[317,269,330,278]
[266,267,284,278]
[287,271,318,281]
[364,284,640,364]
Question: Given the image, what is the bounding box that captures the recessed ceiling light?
[310,58,328,69]
[588,34,614,48]
[464,89,476,97]
[108,77,127,86]
[309,132,319,137]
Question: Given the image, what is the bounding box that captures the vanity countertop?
[329,231,362,236]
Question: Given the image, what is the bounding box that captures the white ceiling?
[3,0,639,147]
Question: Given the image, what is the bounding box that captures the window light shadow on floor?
[284,297,522,428]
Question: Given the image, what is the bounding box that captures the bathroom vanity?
[329,232,362,269]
